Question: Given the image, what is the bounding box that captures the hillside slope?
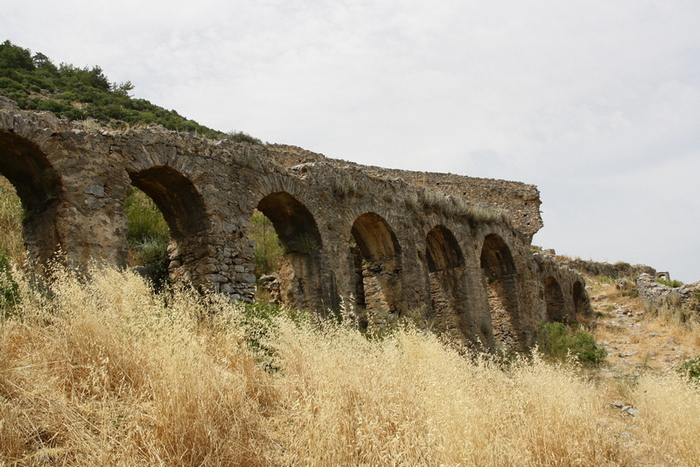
[0,40,224,138]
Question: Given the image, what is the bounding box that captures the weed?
[680,355,700,381]
[409,187,510,225]
[283,234,319,255]
[596,275,616,284]
[331,174,365,197]
[622,288,640,298]
[226,130,263,145]
[248,211,282,276]
[656,278,684,288]
[538,322,607,366]
[0,252,20,314]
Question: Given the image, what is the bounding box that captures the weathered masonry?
[0,103,590,351]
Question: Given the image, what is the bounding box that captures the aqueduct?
[0,102,590,350]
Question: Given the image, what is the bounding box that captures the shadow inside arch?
[350,212,404,328]
[480,233,522,350]
[126,166,209,241]
[0,131,62,267]
[125,166,210,290]
[255,191,339,314]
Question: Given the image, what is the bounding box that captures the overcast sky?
[4,1,699,282]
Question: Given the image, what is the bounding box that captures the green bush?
[124,188,170,289]
[238,300,311,372]
[538,322,607,366]
[227,131,263,145]
[680,356,700,381]
[656,278,684,288]
[0,251,19,314]
[124,187,169,249]
[249,211,282,276]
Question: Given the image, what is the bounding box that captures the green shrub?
[622,288,640,298]
[238,300,310,372]
[680,356,700,381]
[227,131,263,145]
[124,187,170,289]
[124,187,169,249]
[0,251,19,314]
[283,234,319,255]
[656,278,684,288]
[538,322,607,366]
[248,211,282,276]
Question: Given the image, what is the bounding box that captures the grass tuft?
[538,321,607,366]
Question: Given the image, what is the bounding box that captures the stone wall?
[558,258,656,279]
[0,104,590,352]
[637,273,700,316]
[266,144,543,239]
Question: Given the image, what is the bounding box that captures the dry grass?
[0,176,24,264]
[412,187,511,225]
[2,266,700,466]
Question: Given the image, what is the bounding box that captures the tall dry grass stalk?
[0,176,24,263]
[1,265,700,465]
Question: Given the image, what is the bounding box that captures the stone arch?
[126,166,209,241]
[425,225,471,339]
[544,276,566,323]
[426,225,465,273]
[351,212,403,327]
[256,191,338,312]
[0,131,62,265]
[480,233,521,349]
[125,166,210,288]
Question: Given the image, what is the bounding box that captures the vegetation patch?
[248,211,283,276]
[226,130,263,145]
[680,355,700,382]
[656,277,684,288]
[0,40,226,138]
[538,321,607,366]
[123,187,170,288]
[0,251,19,313]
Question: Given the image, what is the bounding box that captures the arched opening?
[480,233,521,349]
[125,166,209,289]
[426,225,470,339]
[0,132,62,267]
[351,213,403,328]
[573,281,586,317]
[254,192,337,313]
[544,276,566,323]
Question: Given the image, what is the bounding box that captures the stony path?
[587,280,698,378]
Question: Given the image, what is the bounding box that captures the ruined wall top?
[267,144,543,238]
[0,100,543,239]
